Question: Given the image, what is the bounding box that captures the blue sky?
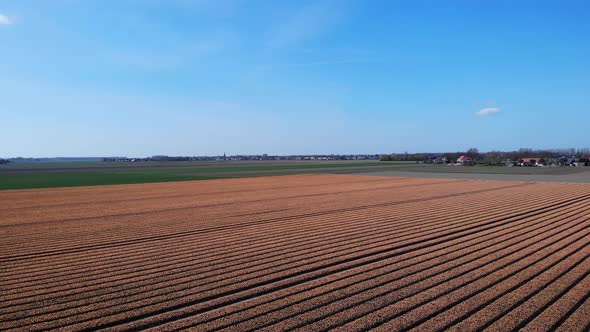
[1,0,589,157]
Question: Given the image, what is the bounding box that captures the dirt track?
[359,168,590,183]
[1,174,589,331]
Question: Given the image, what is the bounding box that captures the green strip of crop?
[0,162,401,190]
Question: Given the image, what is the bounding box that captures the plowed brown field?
[1,174,589,331]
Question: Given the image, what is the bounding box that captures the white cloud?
[0,14,12,25]
[476,107,501,116]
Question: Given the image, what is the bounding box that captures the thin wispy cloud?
[257,58,378,71]
[476,107,501,116]
[0,14,13,25]
[104,36,231,71]
[267,0,346,49]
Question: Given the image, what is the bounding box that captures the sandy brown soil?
[1,174,589,331]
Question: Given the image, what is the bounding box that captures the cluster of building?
[511,157,589,167]
[422,155,476,166]
[101,154,381,162]
[100,153,590,166]
[421,155,590,167]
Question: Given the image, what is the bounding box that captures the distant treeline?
[3,157,103,163]
[102,154,381,162]
[380,148,590,165]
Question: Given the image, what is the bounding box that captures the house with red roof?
[518,157,544,166]
[456,155,475,166]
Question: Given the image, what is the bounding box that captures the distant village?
[416,155,589,167]
[381,148,590,167]
[101,154,382,162]
[0,154,381,164]
[2,148,589,167]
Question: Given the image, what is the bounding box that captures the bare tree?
[466,148,480,160]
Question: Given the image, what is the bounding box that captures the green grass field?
[0,162,392,190]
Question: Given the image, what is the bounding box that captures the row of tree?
[380,148,590,165]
